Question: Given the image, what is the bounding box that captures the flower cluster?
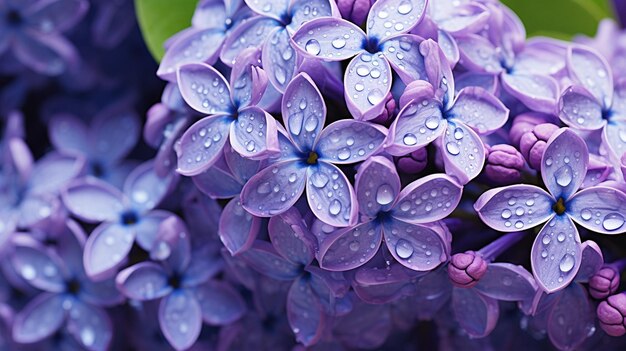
[2,0,626,350]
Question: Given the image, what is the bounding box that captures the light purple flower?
[318,155,460,271]
[175,51,280,176]
[475,128,626,293]
[240,73,386,227]
[291,0,428,119]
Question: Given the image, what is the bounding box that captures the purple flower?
[448,251,487,288]
[394,147,427,174]
[515,119,559,171]
[9,222,123,350]
[336,0,372,26]
[475,128,626,293]
[117,216,245,351]
[175,50,280,176]
[291,0,428,119]
[483,144,525,185]
[589,266,620,299]
[598,292,626,337]
[240,73,386,227]
[319,156,460,271]
[61,161,176,280]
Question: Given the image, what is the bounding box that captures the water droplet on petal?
[501,209,512,219]
[257,182,271,194]
[329,199,342,215]
[581,209,592,220]
[542,234,551,245]
[289,112,304,136]
[304,115,318,132]
[310,172,329,188]
[337,148,351,160]
[395,239,413,259]
[376,184,394,205]
[446,142,460,155]
[403,133,417,145]
[332,38,346,49]
[602,213,625,231]
[398,1,412,14]
[289,173,297,183]
[367,89,384,105]
[554,165,573,187]
[559,254,575,273]
[425,116,440,130]
[305,39,321,55]
[557,232,565,242]
[349,241,360,251]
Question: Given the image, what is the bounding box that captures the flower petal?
[392,174,463,224]
[220,17,281,65]
[531,215,582,293]
[12,293,65,343]
[287,276,326,346]
[66,300,112,351]
[84,223,135,280]
[13,33,76,76]
[455,72,499,95]
[547,284,595,351]
[28,152,85,195]
[151,216,192,272]
[282,73,326,152]
[116,262,172,301]
[574,241,603,283]
[223,143,261,183]
[176,115,231,176]
[386,98,445,156]
[413,266,452,319]
[289,0,334,29]
[159,289,203,351]
[474,263,537,302]
[437,30,459,67]
[380,34,426,83]
[317,120,386,164]
[192,165,242,198]
[48,114,89,154]
[437,121,485,184]
[318,220,382,271]
[355,156,400,218]
[567,186,626,234]
[541,128,589,200]
[306,162,358,227]
[27,0,88,33]
[366,0,427,41]
[451,287,499,338]
[230,48,267,108]
[91,109,141,165]
[353,263,423,303]
[229,106,279,159]
[134,210,173,251]
[124,161,174,212]
[344,52,392,120]
[383,221,447,271]
[474,184,554,232]
[194,280,246,325]
[239,241,302,280]
[263,28,299,92]
[435,3,489,34]
[244,0,287,20]
[10,237,66,293]
[176,63,233,115]
[218,198,260,255]
[602,120,626,160]
[448,87,509,134]
[501,73,559,114]
[241,160,307,217]
[456,34,501,73]
[568,45,613,109]
[61,177,124,223]
[268,208,316,265]
[291,17,366,60]
[558,85,604,130]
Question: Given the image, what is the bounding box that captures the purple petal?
[474,184,554,232]
[16,195,60,229]
[28,152,85,195]
[353,263,423,303]
[515,38,567,76]
[449,87,509,134]
[66,300,112,351]
[306,162,358,227]
[434,3,489,34]
[229,48,267,108]
[194,280,245,325]
[13,33,76,76]
[12,293,65,343]
[10,237,66,293]
[28,0,88,33]
[90,110,141,165]
[229,106,279,159]
[501,73,559,115]
[344,52,392,120]
[239,241,302,280]
[240,160,306,217]
[392,173,462,224]
[263,28,299,92]
[115,262,172,301]
[547,284,594,351]
[568,45,613,109]
[192,0,227,28]
[220,17,281,66]
[531,215,581,293]
[558,85,604,130]
[574,241,603,283]
[541,128,588,200]
[268,208,316,265]
[413,267,452,319]
[244,0,287,20]
[219,198,260,255]
[182,246,224,286]
[84,223,135,280]
[317,120,386,164]
[151,216,192,272]
[48,114,89,154]
[289,0,334,29]
[176,115,231,176]
[355,156,400,218]
[134,210,173,251]
[318,220,382,271]
[437,121,485,184]
[383,221,447,271]
[223,143,261,183]
[193,165,242,198]
[456,34,501,73]
[366,0,427,41]
[380,34,426,83]
[79,278,124,308]
[602,121,626,160]
[124,161,174,212]
[7,138,34,183]
[437,30,459,67]
[287,276,326,346]
[291,18,366,60]
[567,186,626,234]
[386,98,445,156]
[474,263,537,301]
[282,73,326,152]
[455,72,499,95]
[451,287,499,338]
[61,178,125,223]
[159,289,203,351]
[176,63,233,115]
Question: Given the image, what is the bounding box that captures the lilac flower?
[61,161,175,280]
[291,0,428,119]
[337,0,372,26]
[598,292,626,337]
[175,52,280,176]
[157,0,251,81]
[558,45,626,161]
[9,222,123,350]
[589,265,621,300]
[319,156,461,271]
[385,45,509,184]
[116,216,245,351]
[0,0,88,75]
[394,147,427,174]
[219,0,337,92]
[475,128,626,293]
[574,20,626,80]
[90,0,136,49]
[483,144,525,185]
[240,73,386,227]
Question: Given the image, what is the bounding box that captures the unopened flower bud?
[394,148,427,174]
[518,122,560,170]
[370,93,396,125]
[337,0,372,26]
[597,293,626,337]
[448,251,487,288]
[589,267,620,299]
[484,144,525,185]
[509,112,554,146]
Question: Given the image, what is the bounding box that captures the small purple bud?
[509,112,554,146]
[484,144,525,185]
[518,122,560,171]
[448,251,488,288]
[337,0,372,26]
[589,267,621,300]
[394,148,427,174]
[597,293,626,337]
[370,93,396,126]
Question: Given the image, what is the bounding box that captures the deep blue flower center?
[224,17,233,30]
[602,109,613,121]
[363,37,381,54]
[280,13,292,26]
[90,161,105,178]
[168,273,182,289]
[6,9,22,26]
[553,197,567,215]
[120,210,139,225]
[66,279,81,295]
[306,151,319,165]
[375,211,392,224]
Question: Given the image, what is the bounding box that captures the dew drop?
[304,115,319,132]
[349,241,360,251]
[446,142,460,155]
[376,184,395,205]
[559,254,575,273]
[329,200,342,215]
[501,209,512,219]
[425,116,440,130]
[398,1,412,14]
[332,38,346,49]
[602,213,625,231]
[403,133,417,145]
[557,232,565,242]
[542,234,551,245]
[554,165,573,187]
[367,89,384,105]
[305,39,321,55]
[310,172,329,188]
[514,221,524,229]
[580,209,592,221]
[395,239,413,259]
[337,148,351,160]
[257,182,271,194]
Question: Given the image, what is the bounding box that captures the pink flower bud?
[589,267,620,299]
[448,251,487,288]
[484,144,525,185]
[597,293,626,337]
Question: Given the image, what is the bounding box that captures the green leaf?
[135,0,197,62]
[501,0,613,39]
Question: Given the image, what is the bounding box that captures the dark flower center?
[168,273,182,289]
[6,9,22,26]
[120,210,139,225]
[364,37,380,54]
[602,109,613,120]
[306,151,319,165]
[91,161,105,178]
[553,197,566,215]
[66,279,81,294]
[280,13,292,26]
